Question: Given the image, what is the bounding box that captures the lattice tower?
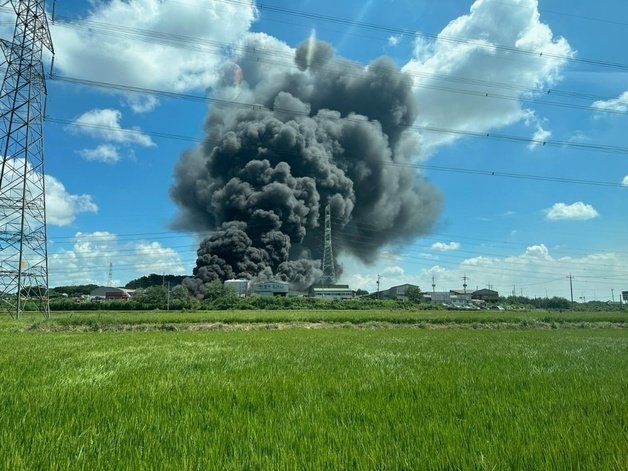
[321,204,335,286]
[0,0,54,318]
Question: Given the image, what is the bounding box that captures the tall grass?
[0,328,626,469]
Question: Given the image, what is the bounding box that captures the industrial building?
[372,283,420,301]
[311,284,354,300]
[472,289,499,302]
[423,291,451,304]
[225,279,248,297]
[423,288,499,307]
[250,280,289,297]
[90,287,135,301]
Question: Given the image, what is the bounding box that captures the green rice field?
[0,311,626,469]
[4,308,628,331]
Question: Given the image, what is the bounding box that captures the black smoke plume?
[171,38,442,291]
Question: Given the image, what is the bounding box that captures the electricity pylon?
[321,204,335,286]
[0,0,54,318]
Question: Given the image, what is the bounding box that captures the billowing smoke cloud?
[171,39,442,290]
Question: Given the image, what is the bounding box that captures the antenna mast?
[321,204,335,286]
[0,0,54,318]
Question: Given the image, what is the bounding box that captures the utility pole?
[376,273,381,299]
[567,274,574,303]
[0,0,54,319]
[167,281,170,311]
[431,275,435,293]
[107,261,113,287]
[611,289,614,303]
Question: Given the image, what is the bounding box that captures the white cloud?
[402,0,572,156]
[592,90,628,113]
[71,108,154,147]
[46,176,98,226]
[51,0,257,93]
[133,242,187,275]
[525,111,551,150]
[432,241,461,251]
[383,266,405,276]
[78,144,121,164]
[544,202,599,221]
[388,35,401,46]
[49,232,187,286]
[622,175,628,187]
[126,95,160,114]
[529,126,551,149]
[0,157,97,226]
[413,244,628,300]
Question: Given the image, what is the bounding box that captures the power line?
[44,14,626,109]
[46,74,628,157]
[46,114,627,189]
[11,0,617,108]
[218,0,628,71]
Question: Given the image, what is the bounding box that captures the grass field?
[1,313,626,469]
[3,308,627,331]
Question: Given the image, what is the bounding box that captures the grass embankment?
[3,308,627,331]
[0,329,627,468]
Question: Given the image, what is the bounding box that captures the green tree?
[171,284,191,308]
[204,280,238,301]
[171,284,189,301]
[405,285,423,303]
[138,286,168,308]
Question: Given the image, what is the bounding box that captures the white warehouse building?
[225,279,249,297]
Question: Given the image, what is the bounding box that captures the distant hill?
[125,274,188,290]
[50,284,98,297]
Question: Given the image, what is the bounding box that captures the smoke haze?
[171,38,443,290]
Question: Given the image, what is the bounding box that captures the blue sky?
[4,0,626,300]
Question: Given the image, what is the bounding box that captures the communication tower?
[0,0,54,318]
[321,204,335,286]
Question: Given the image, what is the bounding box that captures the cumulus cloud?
[70,108,154,147]
[592,91,628,113]
[383,266,405,276]
[414,244,628,300]
[46,176,98,226]
[51,0,257,93]
[402,0,573,156]
[133,242,187,275]
[544,202,599,221]
[77,144,121,164]
[0,157,97,226]
[622,175,628,187]
[49,232,186,286]
[343,242,628,300]
[432,241,461,251]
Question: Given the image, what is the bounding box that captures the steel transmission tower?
[321,204,336,286]
[0,0,54,318]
